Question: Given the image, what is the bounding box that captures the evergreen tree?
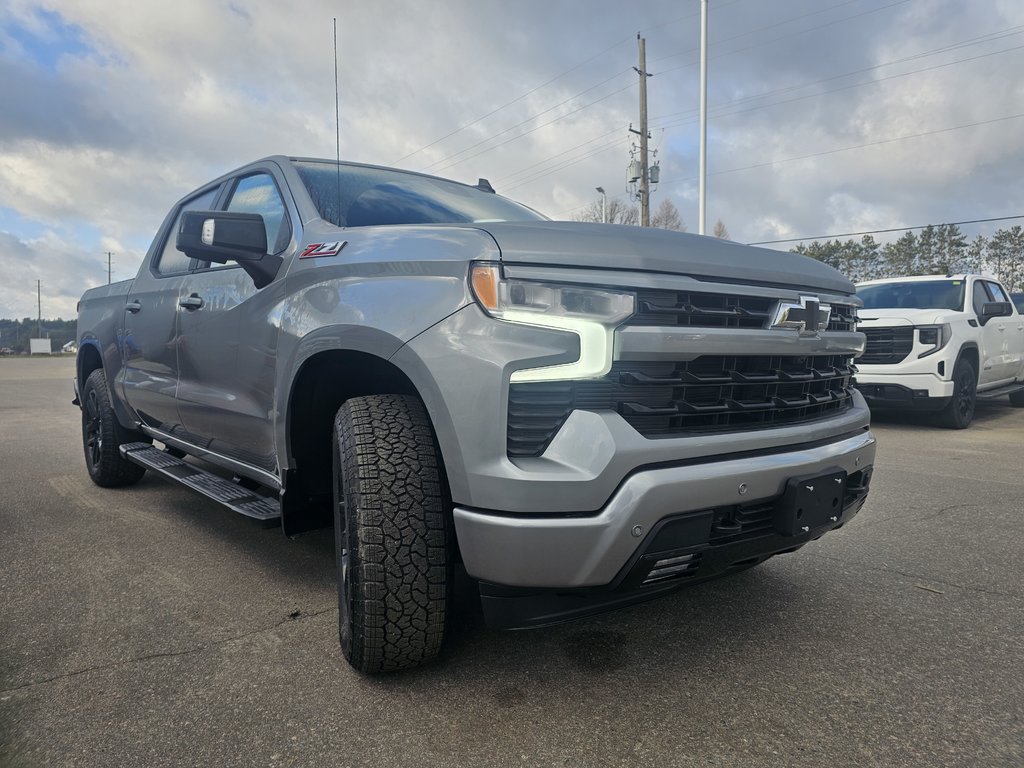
[987,226,1024,292]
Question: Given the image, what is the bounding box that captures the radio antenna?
[333,17,342,223]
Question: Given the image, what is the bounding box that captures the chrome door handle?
[125,300,142,313]
[179,294,204,310]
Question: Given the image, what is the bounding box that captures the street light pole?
[698,0,709,235]
[596,186,607,223]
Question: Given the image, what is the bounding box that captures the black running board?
[120,442,281,526]
[976,382,1024,400]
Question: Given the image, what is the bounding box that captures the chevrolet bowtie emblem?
[771,295,831,335]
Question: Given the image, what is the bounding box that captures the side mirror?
[176,211,281,289]
[177,211,267,263]
[979,301,1011,325]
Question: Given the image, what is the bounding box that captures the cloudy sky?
[1,0,1023,319]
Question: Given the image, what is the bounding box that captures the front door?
[120,186,220,433]
[175,171,292,475]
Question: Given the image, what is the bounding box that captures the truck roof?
[856,274,977,286]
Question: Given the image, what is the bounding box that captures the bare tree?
[573,198,639,226]
[712,219,730,239]
[651,198,685,231]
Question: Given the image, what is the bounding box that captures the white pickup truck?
[854,274,1024,427]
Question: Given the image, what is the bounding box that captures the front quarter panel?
[274,225,500,467]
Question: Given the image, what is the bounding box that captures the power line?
[503,136,629,193]
[418,0,899,175]
[424,77,637,174]
[688,111,1024,181]
[748,215,1024,246]
[650,24,1024,126]
[392,39,632,166]
[650,38,1024,134]
[652,0,863,65]
[499,30,1024,195]
[655,0,913,78]
[391,1,747,167]
[478,0,928,193]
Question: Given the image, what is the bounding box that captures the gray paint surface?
[75,155,873,588]
[484,220,856,294]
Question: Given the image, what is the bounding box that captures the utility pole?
[596,186,607,223]
[632,35,652,227]
[698,0,709,235]
[107,252,113,284]
[36,280,41,338]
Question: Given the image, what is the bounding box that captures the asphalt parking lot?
[1,356,1022,767]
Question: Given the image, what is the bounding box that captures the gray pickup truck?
[75,156,876,672]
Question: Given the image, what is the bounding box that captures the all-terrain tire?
[81,369,148,487]
[935,358,977,429]
[333,394,449,673]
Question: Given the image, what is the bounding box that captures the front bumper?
[454,428,876,594]
[855,371,954,410]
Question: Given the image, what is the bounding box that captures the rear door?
[175,169,294,475]
[120,186,220,433]
[984,280,1023,382]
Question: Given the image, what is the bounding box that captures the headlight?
[469,262,635,382]
[917,323,951,358]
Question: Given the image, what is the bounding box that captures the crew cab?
[75,156,877,672]
[855,275,1024,427]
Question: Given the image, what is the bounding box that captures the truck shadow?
[869,400,1012,429]
[125,477,870,701]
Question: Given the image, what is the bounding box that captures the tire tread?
[335,394,448,673]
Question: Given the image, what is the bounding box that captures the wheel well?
[77,343,103,392]
[957,345,979,377]
[287,350,419,500]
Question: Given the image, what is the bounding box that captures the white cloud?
[2,0,1024,316]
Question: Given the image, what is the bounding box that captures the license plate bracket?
[775,468,847,536]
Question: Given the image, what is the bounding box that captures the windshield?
[294,161,547,228]
[856,280,965,311]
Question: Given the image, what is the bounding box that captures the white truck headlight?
[469,262,635,382]
[917,323,951,358]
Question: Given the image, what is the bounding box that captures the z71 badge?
[300,241,347,259]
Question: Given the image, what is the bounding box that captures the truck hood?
[477,221,856,295]
[858,308,955,326]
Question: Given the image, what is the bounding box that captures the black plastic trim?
[479,478,871,630]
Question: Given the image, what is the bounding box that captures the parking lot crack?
[806,551,1022,600]
[0,605,337,695]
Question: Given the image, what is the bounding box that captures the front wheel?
[333,394,450,673]
[80,369,148,487]
[1009,388,1024,407]
[935,359,977,429]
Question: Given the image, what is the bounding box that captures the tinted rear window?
[857,280,965,311]
[294,161,546,228]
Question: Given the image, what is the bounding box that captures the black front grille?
[507,354,857,457]
[827,304,858,332]
[708,501,776,544]
[629,289,857,332]
[861,326,913,364]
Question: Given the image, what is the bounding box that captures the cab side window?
[971,281,991,316]
[225,173,291,254]
[154,188,220,276]
[985,281,1009,304]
